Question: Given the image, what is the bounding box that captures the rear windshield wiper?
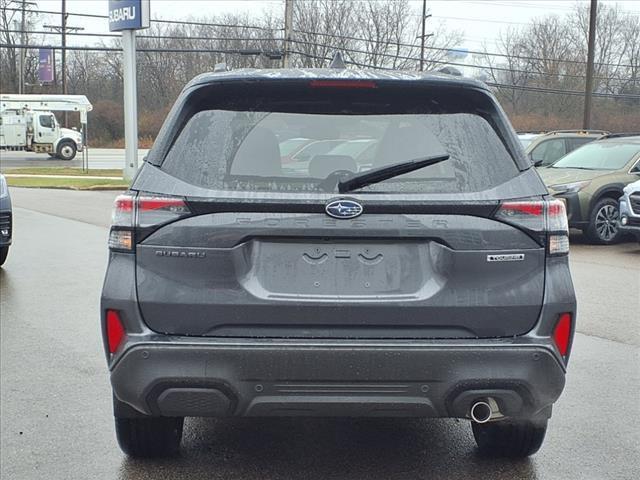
[331,154,450,193]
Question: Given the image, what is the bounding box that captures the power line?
[486,82,640,100]
[289,38,628,81]
[3,5,635,68]
[0,43,282,56]
[1,41,637,100]
[2,6,281,31]
[2,28,281,43]
[292,28,637,69]
[291,49,640,99]
[1,33,632,83]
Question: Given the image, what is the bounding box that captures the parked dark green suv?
[538,135,640,244]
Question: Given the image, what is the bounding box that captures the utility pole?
[583,0,597,129]
[8,0,34,93]
[283,0,294,68]
[44,0,83,126]
[19,0,25,94]
[417,0,433,72]
[61,0,67,98]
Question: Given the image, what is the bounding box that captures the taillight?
[137,195,190,228]
[553,313,573,358]
[106,309,126,354]
[108,193,191,251]
[494,199,569,255]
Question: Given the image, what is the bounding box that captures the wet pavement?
[1,188,639,480]
[0,149,148,170]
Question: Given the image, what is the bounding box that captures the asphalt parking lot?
[1,187,639,480]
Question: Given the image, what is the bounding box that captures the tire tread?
[115,416,184,458]
[472,419,547,458]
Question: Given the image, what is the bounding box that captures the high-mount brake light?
[494,199,569,255]
[108,193,191,251]
[309,80,378,89]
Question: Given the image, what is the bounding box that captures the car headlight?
[549,180,591,194]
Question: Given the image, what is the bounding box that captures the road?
[0,149,148,170]
[1,188,639,480]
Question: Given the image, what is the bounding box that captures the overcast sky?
[36,0,640,50]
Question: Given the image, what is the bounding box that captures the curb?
[4,174,123,180]
[7,185,127,191]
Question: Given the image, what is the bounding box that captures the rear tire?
[0,246,8,266]
[56,140,77,161]
[585,197,621,245]
[472,419,547,458]
[115,416,184,458]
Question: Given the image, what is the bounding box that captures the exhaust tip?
[470,401,493,423]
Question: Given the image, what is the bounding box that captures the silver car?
[619,179,640,241]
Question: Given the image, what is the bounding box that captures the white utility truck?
[0,94,92,161]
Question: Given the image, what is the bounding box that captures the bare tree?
[0,0,39,92]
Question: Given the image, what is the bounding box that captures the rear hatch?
[131,75,549,339]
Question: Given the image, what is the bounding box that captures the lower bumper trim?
[111,340,566,420]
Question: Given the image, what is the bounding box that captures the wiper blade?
[336,153,450,193]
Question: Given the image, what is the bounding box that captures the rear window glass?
[161,110,518,194]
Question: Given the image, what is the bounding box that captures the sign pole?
[122,28,138,181]
[108,0,150,181]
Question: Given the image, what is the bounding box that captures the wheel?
[585,197,622,245]
[56,140,77,161]
[0,246,8,266]
[115,416,184,458]
[472,419,547,458]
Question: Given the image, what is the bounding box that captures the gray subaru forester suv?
[101,69,576,459]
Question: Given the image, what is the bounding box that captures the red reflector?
[553,313,572,357]
[309,80,377,89]
[106,310,126,354]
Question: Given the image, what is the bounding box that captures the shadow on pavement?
[117,417,540,480]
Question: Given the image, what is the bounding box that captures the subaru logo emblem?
[325,199,363,219]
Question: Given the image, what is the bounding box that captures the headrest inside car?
[308,154,358,179]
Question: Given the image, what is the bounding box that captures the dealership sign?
[38,48,55,83]
[108,0,150,31]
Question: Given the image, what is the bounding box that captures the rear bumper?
[111,337,566,420]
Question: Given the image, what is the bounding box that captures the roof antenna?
[214,62,228,73]
[329,52,347,69]
[437,66,462,76]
